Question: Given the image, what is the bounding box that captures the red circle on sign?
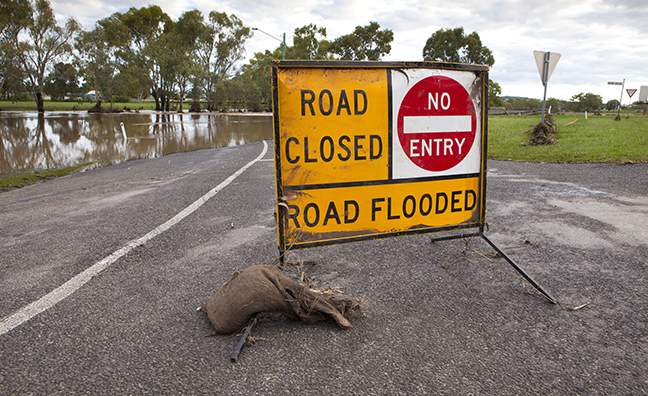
[397,75,477,172]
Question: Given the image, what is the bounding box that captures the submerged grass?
[488,114,648,163]
[0,162,95,191]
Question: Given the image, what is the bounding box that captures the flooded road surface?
[0,111,273,174]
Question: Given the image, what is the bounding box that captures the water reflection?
[0,112,273,174]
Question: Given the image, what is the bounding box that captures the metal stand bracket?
[431,230,557,304]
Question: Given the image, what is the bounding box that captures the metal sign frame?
[272,60,489,251]
[228,60,558,363]
[271,60,555,306]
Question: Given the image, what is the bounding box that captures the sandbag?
[200,265,361,334]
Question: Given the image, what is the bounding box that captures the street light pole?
[251,27,286,59]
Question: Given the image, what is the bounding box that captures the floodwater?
[0,111,273,174]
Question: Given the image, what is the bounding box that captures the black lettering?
[403,195,416,218]
[319,89,333,116]
[451,191,462,212]
[320,136,334,162]
[465,190,477,211]
[370,135,382,159]
[420,193,432,216]
[436,192,448,214]
[344,200,359,223]
[304,137,317,163]
[372,198,385,221]
[287,204,300,228]
[301,90,315,116]
[323,202,341,226]
[354,135,366,160]
[338,135,351,161]
[387,197,400,220]
[354,90,368,115]
[286,137,300,164]
[304,203,320,227]
[336,90,351,115]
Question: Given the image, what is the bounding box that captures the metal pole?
[282,33,286,60]
[480,233,557,304]
[540,52,550,124]
[618,78,625,118]
[627,89,631,118]
[230,314,259,362]
[251,27,286,60]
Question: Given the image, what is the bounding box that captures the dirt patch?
[523,114,558,146]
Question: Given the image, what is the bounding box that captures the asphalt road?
[1,141,647,395]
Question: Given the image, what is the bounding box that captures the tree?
[289,24,332,60]
[194,11,251,111]
[423,27,494,67]
[606,99,620,111]
[44,61,77,100]
[236,49,277,111]
[331,22,393,61]
[0,0,32,100]
[169,10,205,111]
[119,5,172,110]
[488,79,503,108]
[75,15,127,108]
[14,0,80,112]
[569,92,603,112]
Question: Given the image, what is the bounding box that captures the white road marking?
[0,141,268,336]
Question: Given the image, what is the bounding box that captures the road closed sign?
[272,61,488,251]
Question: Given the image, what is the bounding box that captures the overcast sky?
[52,0,647,103]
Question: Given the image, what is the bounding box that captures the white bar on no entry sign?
[403,115,472,134]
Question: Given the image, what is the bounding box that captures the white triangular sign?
[627,89,637,98]
[533,51,561,85]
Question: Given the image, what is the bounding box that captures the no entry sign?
[272,61,488,251]
[397,75,477,172]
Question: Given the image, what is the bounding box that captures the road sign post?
[533,51,561,124]
[608,80,625,118]
[626,88,637,118]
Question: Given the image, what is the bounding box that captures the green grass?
[488,114,648,163]
[0,100,158,112]
[0,162,95,191]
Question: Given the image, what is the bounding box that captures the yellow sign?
[273,61,488,251]
[277,67,390,185]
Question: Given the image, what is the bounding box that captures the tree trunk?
[36,91,44,113]
[152,88,160,111]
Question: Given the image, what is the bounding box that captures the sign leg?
[480,233,556,303]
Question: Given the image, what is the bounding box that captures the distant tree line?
[2,1,507,113]
[502,93,615,113]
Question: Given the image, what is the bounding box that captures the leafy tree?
[331,21,393,61]
[44,61,77,100]
[169,10,204,111]
[236,49,277,111]
[423,27,494,67]
[75,15,127,108]
[488,79,503,108]
[194,11,251,111]
[606,99,620,111]
[119,5,172,110]
[569,92,603,112]
[0,0,32,100]
[289,24,331,60]
[14,0,80,112]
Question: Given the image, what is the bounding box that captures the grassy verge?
[488,114,648,163]
[0,162,96,191]
[0,100,158,112]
